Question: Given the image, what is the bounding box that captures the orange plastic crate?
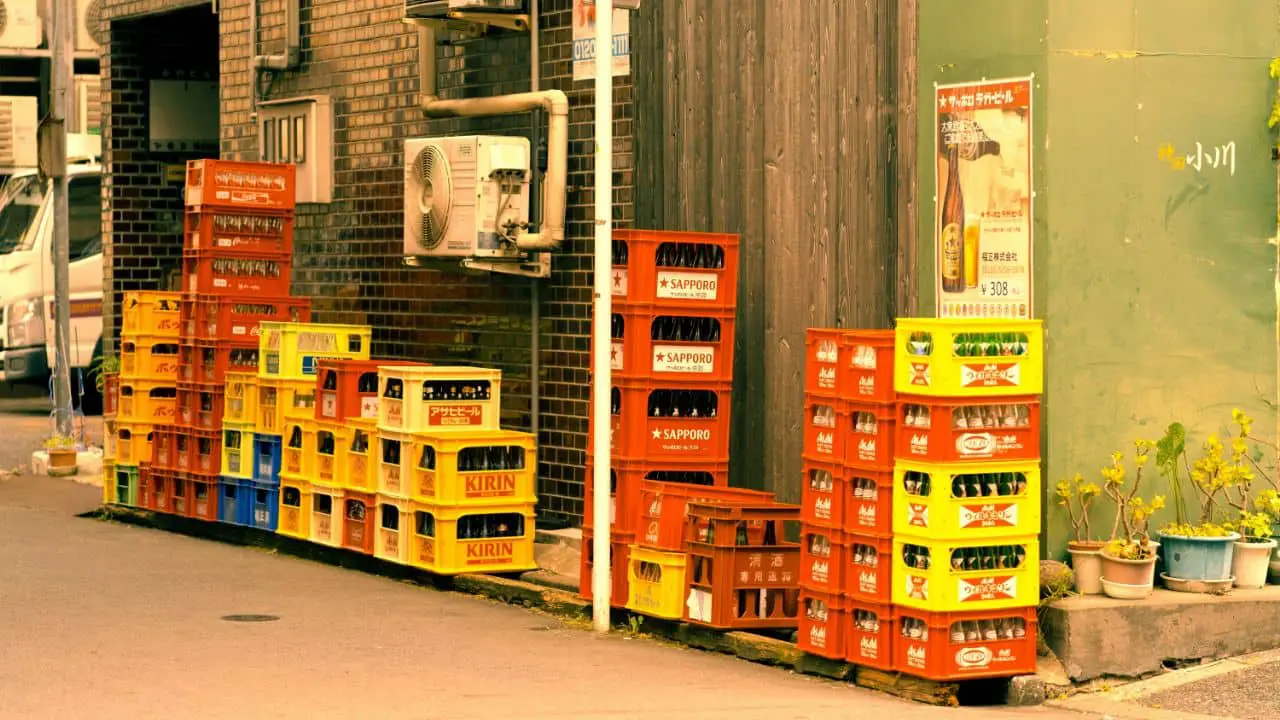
[802,398,895,469]
[684,502,802,631]
[316,359,430,423]
[149,468,177,515]
[184,208,294,256]
[611,229,739,311]
[798,588,849,660]
[843,533,893,604]
[799,525,848,596]
[579,529,634,608]
[897,395,1041,463]
[185,159,297,211]
[800,458,892,537]
[182,251,292,297]
[103,373,120,417]
[637,478,772,551]
[804,329,895,402]
[894,607,1037,680]
[591,379,733,463]
[179,341,260,385]
[182,472,220,522]
[176,382,226,432]
[598,304,736,383]
[583,459,729,536]
[341,490,376,554]
[181,294,311,343]
[847,599,896,671]
[175,429,222,476]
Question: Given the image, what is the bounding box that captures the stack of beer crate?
[889,318,1043,681]
[365,364,539,574]
[109,292,182,507]
[144,159,307,524]
[581,229,740,608]
[797,329,898,668]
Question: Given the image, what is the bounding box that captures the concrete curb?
[94,504,1006,708]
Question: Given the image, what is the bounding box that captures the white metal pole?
[49,0,73,437]
[590,0,614,635]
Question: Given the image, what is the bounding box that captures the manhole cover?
[220,614,280,623]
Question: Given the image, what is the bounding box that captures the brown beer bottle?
[940,135,965,293]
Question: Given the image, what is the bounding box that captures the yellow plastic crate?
[893,459,1041,541]
[278,481,311,540]
[377,365,502,434]
[408,429,536,507]
[102,459,117,505]
[258,321,372,381]
[342,419,377,493]
[374,495,414,564]
[408,501,537,576]
[224,372,258,425]
[309,484,345,548]
[891,535,1039,612]
[119,335,181,381]
[314,420,351,487]
[256,378,314,436]
[282,420,316,478]
[221,423,255,480]
[626,545,689,620]
[894,319,1043,398]
[376,429,413,498]
[116,423,155,465]
[121,291,182,338]
[118,380,177,425]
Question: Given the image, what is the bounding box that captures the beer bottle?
[983,474,998,497]
[963,215,980,289]
[647,390,663,417]
[952,476,966,498]
[950,550,964,571]
[1013,618,1027,638]
[965,621,980,642]
[1014,473,1027,495]
[904,545,917,569]
[940,135,965,293]
[964,475,980,498]
[950,622,966,643]
[997,473,1012,496]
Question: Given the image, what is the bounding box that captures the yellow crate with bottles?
[257,321,372,382]
[894,319,1043,398]
[377,365,502,434]
[892,459,1042,541]
[408,501,537,575]
[407,429,537,507]
[891,535,1039,612]
[626,545,689,620]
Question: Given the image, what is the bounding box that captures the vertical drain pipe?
[529,0,541,489]
[590,0,614,636]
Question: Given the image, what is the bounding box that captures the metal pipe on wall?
[529,0,541,451]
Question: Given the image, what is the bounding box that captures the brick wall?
[102,0,635,525]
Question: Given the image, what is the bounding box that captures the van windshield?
[0,174,46,255]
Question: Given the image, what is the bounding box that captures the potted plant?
[1099,441,1165,599]
[1156,420,1244,585]
[44,434,78,475]
[1229,510,1276,589]
[1056,473,1104,594]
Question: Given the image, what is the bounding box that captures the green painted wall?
[918,0,1279,556]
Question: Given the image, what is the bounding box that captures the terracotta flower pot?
[1100,542,1160,592]
[1067,540,1106,595]
[48,448,77,470]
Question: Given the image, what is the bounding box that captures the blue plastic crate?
[254,434,283,485]
[218,478,250,526]
[248,481,280,532]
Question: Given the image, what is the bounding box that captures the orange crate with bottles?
[599,304,736,383]
[799,525,848,597]
[175,429,221,476]
[800,458,892,537]
[797,588,849,660]
[579,529,634,608]
[637,478,772,551]
[802,398,895,469]
[176,382,225,432]
[804,329,895,402]
[590,379,733,463]
[184,208,294,256]
[341,490,376,554]
[181,294,311,343]
[179,341,259,384]
[843,533,893,604]
[316,359,431,423]
[896,395,1041,463]
[610,229,739,311]
[185,159,297,211]
[183,472,220,522]
[583,459,730,535]
[894,607,1036,680]
[683,502,802,631]
[847,599,896,671]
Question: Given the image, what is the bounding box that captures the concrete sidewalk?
[0,472,1096,720]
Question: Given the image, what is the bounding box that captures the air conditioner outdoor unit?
[404,0,524,20]
[0,0,43,50]
[75,0,104,53]
[0,96,38,169]
[403,135,530,260]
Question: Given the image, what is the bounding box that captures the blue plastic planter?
[1159,531,1240,581]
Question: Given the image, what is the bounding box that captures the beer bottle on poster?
[964,214,980,289]
[940,134,965,293]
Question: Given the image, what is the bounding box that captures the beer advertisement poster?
[934,77,1033,319]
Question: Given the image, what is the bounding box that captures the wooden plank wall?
[633,0,918,500]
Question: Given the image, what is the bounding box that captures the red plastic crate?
[611,229,739,311]
[638,478,772,551]
[342,490,376,554]
[684,502,801,631]
[844,533,893,603]
[799,525,848,596]
[177,382,226,432]
[598,304,736,383]
[590,379,732,463]
[185,159,297,211]
[150,468,177,514]
[316,359,430,423]
[584,459,730,536]
[894,607,1037,681]
[804,329,895,402]
[182,250,292,297]
[798,588,849,660]
[182,471,221,522]
[897,395,1041,463]
[152,426,177,472]
[579,529,635,608]
[175,429,221,476]
[137,464,157,511]
[802,398,850,462]
[184,208,295,256]
[847,599,896,671]
[180,294,312,342]
[103,373,120,417]
[800,457,893,537]
[179,341,260,384]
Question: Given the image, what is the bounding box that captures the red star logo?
[612,270,622,287]
[655,353,665,362]
[659,278,669,288]
[611,346,619,361]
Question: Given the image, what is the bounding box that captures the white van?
[0,137,105,412]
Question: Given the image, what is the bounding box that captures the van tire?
[79,337,104,416]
